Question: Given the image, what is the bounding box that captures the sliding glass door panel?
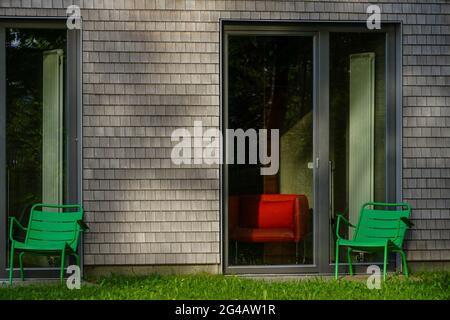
[225,34,315,267]
[329,32,391,265]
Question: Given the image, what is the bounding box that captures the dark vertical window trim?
[77,28,83,275]
[67,30,78,207]
[317,30,330,273]
[395,23,404,271]
[396,23,403,205]
[67,27,83,275]
[219,19,226,273]
[0,27,6,278]
[386,26,398,204]
[222,29,231,273]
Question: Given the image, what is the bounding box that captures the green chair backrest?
[353,202,411,248]
[25,204,84,251]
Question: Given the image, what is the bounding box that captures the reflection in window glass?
[227,36,314,265]
[329,33,391,264]
[6,28,67,267]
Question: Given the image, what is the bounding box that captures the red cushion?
[258,200,294,228]
[231,228,295,242]
[260,194,298,202]
[229,194,310,242]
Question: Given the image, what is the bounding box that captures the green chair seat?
[9,204,88,285]
[337,239,391,248]
[13,241,70,252]
[335,202,412,280]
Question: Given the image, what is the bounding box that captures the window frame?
[0,18,82,280]
[220,20,402,275]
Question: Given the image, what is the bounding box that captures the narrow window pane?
[6,28,67,268]
[329,33,389,264]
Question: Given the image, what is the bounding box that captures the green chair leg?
[19,252,25,281]
[347,248,353,276]
[383,245,388,281]
[335,243,340,280]
[400,250,408,277]
[60,250,66,285]
[9,245,14,286]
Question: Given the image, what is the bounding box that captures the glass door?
[5,28,67,269]
[328,29,399,273]
[223,28,321,273]
[0,21,81,279]
[222,24,399,275]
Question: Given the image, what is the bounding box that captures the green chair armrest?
[9,217,27,242]
[77,220,89,232]
[388,218,413,245]
[400,217,414,228]
[337,214,355,227]
[336,214,355,241]
[67,221,88,249]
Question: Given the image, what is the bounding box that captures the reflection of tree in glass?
[227,36,315,265]
[228,36,312,133]
[228,36,313,195]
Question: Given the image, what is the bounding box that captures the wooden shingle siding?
[1,0,449,267]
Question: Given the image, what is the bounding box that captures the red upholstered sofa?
[229,194,310,244]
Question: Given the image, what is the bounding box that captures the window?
[223,23,400,274]
[227,35,314,266]
[0,20,81,278]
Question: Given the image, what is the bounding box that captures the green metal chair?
[9,204,88,285]
[335,202,412,280]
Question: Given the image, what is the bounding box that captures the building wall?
[1,0,449,269]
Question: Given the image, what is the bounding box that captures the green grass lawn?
[1,272,449,300]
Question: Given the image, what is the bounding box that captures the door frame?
[222,26,322,274]
[220,20,402,275]
[0,18,82,280]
